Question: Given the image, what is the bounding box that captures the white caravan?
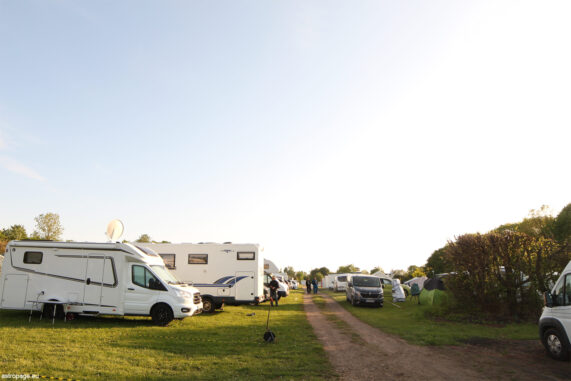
[0,241,202,326]
[334,274,349,292]
[323,274,338,290]
[138,243,264,313]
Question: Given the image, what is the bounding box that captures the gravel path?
[303,292,571,380]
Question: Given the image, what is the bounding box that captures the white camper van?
[539,260,571,361]
[0,241,202,326]
[138,243,265,313]
[334,274,349,292]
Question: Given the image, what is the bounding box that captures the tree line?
[0,213,64,253]
[281,204,570,320]
[0,215,164,253]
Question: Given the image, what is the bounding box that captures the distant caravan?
[138,242,265,313]
[0,241,202,326]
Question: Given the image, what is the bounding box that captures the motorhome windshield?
[151,265,182,285]
[353,277,381,287]
[337,276,347,282]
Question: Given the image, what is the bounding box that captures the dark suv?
[346,275,383,307]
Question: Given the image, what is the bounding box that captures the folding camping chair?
[410,283,420,304]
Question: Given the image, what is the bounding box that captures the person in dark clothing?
[312,278,318,294]
[306,278,312,294]
[269,275,280,307]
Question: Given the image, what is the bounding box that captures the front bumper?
[173,301,203,318]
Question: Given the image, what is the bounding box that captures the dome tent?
[419,277,448,305]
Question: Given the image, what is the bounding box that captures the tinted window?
[353,277,381,287]
[554,274,571,306]
[132,265,162,289]
[24,251,43,264]
[237,251,255,260]
[188,254,208,264]
[552,275,571,306]
[159,254,176,269]
[337,276,347,282]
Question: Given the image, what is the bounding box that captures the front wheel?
[543,328,570,361]
[151,303,174,326]
[202,297,215,313]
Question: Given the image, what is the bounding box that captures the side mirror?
[544,291,553,308]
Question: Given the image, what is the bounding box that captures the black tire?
[42,302,65,319]
[151,303,174,326]
[543,328,570,361]
[378,302,383,308]
[202,297,215,313]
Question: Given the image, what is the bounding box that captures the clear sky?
[0,1,569,274]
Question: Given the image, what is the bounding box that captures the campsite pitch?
[0,291,333,380]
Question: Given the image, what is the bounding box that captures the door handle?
[128,288,135,291]
[86,278,91,285]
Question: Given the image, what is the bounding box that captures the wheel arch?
[539,317,570,346]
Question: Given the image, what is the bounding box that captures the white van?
[138,243,265,313]
[539,260,571,361]
[0,241,202,326]
[334,274,349,292]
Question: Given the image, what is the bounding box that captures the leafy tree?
[33,213,63,240]
[318,267,330,276]
[283,266,296,279]
[411,267,426,278]
[336,264,358,274]
[404,265,425,281]
[370,267,384,274]
[136,234,151,243]
[295,271,307,281]
[494,205,555,238]
[2,225,28,241]
[446,231,568,319]
[425,246,453,277]
[391,269,406,282]
[309,268,326,280]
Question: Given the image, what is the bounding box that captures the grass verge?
[0,290,333,380]
[322,289,537,346]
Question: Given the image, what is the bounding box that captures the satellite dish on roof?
[106,219,124,242]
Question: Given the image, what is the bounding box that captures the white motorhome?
[323,274,338,290]
[0,241,202,326]
[334,274,349,292]
[138,243,265,313]
[264,258,279,274]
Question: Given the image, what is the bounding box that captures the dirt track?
[303,293,571,380]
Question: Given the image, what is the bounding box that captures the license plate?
[366,299,375,303]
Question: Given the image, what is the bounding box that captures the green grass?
[322,289,537,346]
[0,290,334,380]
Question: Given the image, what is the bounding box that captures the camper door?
[83,254,119,311]
[235,271,255,301]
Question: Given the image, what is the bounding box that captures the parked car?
[539,260,571,361]
[346,275,383,307]
[290,280,298,290]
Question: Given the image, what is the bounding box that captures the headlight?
[174,289,193,299]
